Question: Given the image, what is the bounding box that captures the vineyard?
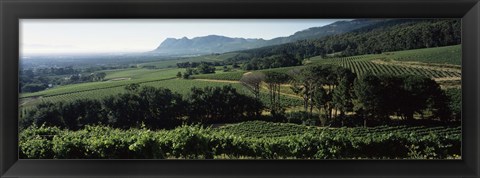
[219,121,461,138]
[335,60,460,78]
[19,121,461,159]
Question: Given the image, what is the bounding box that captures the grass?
[385,45,461,65]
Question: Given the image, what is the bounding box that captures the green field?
[386,45,461,65]
[103,68,183,80]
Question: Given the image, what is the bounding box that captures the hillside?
[226,19,461,71]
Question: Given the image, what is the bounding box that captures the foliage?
[20,85,265,130]
[445,88,461,121]
[186,85,263,124]
[354,74,452,125]
[20,123,461,159]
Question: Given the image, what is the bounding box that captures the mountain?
[153,35,266,56]
[152,19,386,56]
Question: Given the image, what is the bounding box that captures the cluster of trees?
[20,66,109,93]
[227,19,461,70]
[26,67,77,76]
[354,74,451,125]
[239,65,455,126]
[180,62,217,79]
[68,72,107,84]
[20,67,78,93]
[20,85,262,130]
[288,65,357,126]
[176,61,225,68]
[242,52,302,70]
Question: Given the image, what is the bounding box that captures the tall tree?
[240,72,265,100]
[264,71,291,115]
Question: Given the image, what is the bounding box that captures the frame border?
[1,0,479,177]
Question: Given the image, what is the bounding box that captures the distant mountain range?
[152,19,386,56]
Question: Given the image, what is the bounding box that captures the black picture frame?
[1,0,479,177]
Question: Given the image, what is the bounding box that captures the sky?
[20,19,345,55]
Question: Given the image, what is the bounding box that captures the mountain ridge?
[152,19,386,56]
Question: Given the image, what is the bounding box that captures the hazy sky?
[21,19,345,55]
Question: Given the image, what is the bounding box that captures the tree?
[60,99,105,130]
[176,71,182,78]
[21,83,47,93]
[125,83,140,92]
[103,86,185,129]
[20,102,65,130]
[103,92,144,129]
[222,65,230,72]
[197,62,216,74]
[240,72,265,100]
[264,71,291,115]
[186,85,263,123]
[289,68,315,115]
[332,76,355,125]
[70,74,80,82]
[353,74,452,126]
[290,65,356,126]
[182,72,191,79]
[353,74,384,127]
[94,72,107,81]
[137,87,184,129]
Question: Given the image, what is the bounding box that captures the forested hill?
[152,19,385,56]
[263,19,385,46]
[226,19,461,70]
